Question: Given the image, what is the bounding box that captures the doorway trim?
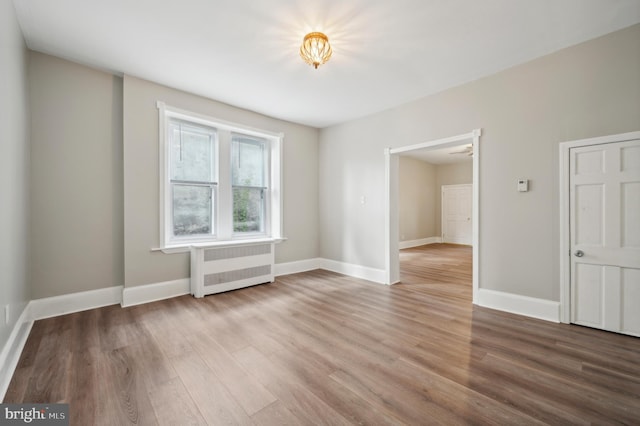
[558,130,640,324]
[384,128,481,304]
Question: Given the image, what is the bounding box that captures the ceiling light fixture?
[300,32,332,69]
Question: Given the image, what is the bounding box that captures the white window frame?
[231,133,270,238]
[157,101,283,251]
[167,118,218,244]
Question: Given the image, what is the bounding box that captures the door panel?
[442,184,472,245]
[621,145,640,171]
[575,149,604,175]
[622,182,640,248]
[575,184,604,246]
[570,138,640,337]
[621,268,640,336]
[573,263,603,327]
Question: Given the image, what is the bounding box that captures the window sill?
[151,237,286,254]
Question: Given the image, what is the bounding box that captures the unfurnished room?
[1,0,639,424]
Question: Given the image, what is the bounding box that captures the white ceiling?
[12,0,640,128]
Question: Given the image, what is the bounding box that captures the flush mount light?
[300,32,332,69]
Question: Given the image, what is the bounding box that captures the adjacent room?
[1,0,639,424]
[398,146,474,299]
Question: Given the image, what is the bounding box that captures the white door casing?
[442,184,472,245]
[385,128,480,304]
[568,137,640,337]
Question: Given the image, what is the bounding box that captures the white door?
[570,138,640,337]
[442,184,472,245]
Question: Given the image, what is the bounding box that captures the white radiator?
[190,242,275,298]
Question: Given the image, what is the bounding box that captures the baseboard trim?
[0,303,33,401]
[274,258,322,276]
[29,286,123,321]
[319,259,387,285]
[477,288,560,323]
[399,237,442,249]
[121,278,190,308]
[274,257,386,285]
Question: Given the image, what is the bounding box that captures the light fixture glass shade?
[300,32,332,69]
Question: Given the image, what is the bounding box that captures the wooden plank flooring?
[5,243,640,425]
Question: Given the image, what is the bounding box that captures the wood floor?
[5,244,640,425]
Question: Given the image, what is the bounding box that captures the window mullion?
[217,130,233,239]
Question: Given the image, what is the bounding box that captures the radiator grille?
[204,244,272,261]
[191,242,275,297]
[205,265,272,286]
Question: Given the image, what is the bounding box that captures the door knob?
[574,250,584,257]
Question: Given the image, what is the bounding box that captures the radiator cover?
[190,242,275,297]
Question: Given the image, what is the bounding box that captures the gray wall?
[398,156,437,241]
[123,76,319,287]
[25,56,320,295]
[8,19,639,307]
[26,55,319,296]
[0,0,31,349]
[29,52,124,298]
[319,24,640,301]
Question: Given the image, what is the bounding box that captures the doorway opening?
[384,129,481,304]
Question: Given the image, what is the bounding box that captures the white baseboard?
[121,278,190,308]
[274,258,322,276]
[274,257,386,285]
[319,258,387,285]
[477,288,560,323]
[29,286,123,321]
[0,303,33,401]
[399,236,442,249]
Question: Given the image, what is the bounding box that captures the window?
[232,134,267,234]
[158,102,282,249]
[169,120,217,239]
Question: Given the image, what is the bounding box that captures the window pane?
[170,121,215,182]
[232,135,265,187]
[233,187,264,233]
[172,185,213,236]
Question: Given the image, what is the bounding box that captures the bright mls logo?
[0,404,68,425]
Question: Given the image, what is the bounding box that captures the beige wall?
[436,161,473,187]
[123,76,319,287]
[399,159,472,241]
[0,0,31,350]
[398,156,437,241]
[319,24,640,301]
[29,52,124,298]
